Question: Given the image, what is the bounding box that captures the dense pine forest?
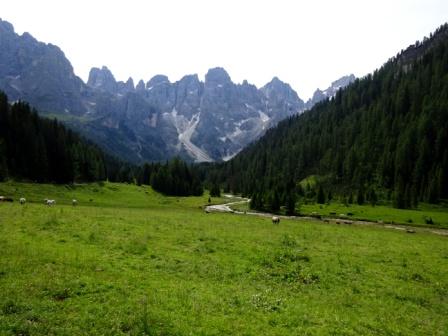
[0,92,111,183]
[137,159,203,196]
[0,92,203,196]
[214,24,448,211]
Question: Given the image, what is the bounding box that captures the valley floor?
[0,182,447,335]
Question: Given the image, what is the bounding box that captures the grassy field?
[231,200,448,229]
[0,182,447,335]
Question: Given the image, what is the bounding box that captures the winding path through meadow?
[205,195,448,237]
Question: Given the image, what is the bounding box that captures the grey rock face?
[306,74,356,109]
[116,77,135,93]
[0,18,87,115]
[136,80,146,92]
[261,77,306,120]
[0,18,311,163]
[87,66,118,94]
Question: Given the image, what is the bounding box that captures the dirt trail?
[204,197,448,237]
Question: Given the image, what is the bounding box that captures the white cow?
[72,199,77,206]
[272,216,280,224]
[46,199,56,206]
[19,197,26,204]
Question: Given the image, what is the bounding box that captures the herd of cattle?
[0,196,77,206]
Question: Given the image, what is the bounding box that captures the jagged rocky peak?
[117,77,135,93]
[176,74,202,94]
[263,76,292,91]
[87,66,118,93]
[146,74,170,89]
[0,18,86,114]
[178,73,200,84]
[125,77,134,90]
[330,74,356,90]
[0,18,14,33]
[310,89,326,102]
[262,77,304,105]
[205,67,232,85]
[306,74,356,109]
[136,79,145,91]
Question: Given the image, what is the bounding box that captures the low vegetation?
[0,182,447,335]
[232,198,448,229]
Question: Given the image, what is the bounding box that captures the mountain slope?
[305,74,356,109]
[0,18,314,163]
[218,23,448,209]
[0,91,124,183]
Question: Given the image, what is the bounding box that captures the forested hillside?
[0,92,113,183]
[0,91,203,195]
[216,24,448,210]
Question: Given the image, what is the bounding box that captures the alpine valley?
[0,18,354,163]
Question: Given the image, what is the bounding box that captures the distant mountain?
[0,18,313,163]
[305,74,356,109]
[0,19,87,115]
[217,23,448,210]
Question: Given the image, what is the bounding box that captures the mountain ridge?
[0,18,354,163]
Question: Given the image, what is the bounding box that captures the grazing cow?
[46,199,56,206]
[272,216,280,224]
[72,199,77,206]
[19,197,26,204]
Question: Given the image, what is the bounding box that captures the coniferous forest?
[213,24,448,211]
[0,92,203,196]
[0,92,110,183]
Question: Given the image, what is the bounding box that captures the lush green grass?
[231,199,448,229]
[0,181,227,209]
[300,202,448,228]
[0,182,447,335]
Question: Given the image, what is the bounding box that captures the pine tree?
[357,189,365,205]
[317,186,326,204]
[210,182,221,197]
[369,189,377,206]
[285,191,297,215]
[270,190,280,213]
[348,193,353,204]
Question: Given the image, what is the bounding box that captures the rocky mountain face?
[0,19,87,115]
[0,18,346,163]
[305,74,356,109]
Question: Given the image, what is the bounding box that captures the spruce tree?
[317,186,326,204]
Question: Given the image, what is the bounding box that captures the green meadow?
[231,199,448,229]
[0,182,447,335]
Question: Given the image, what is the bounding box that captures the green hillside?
[0,182,447,335]
[216,24,448,211]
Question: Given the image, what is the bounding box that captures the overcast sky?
[2,0,447,99]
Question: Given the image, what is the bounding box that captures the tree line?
[0,94,109,183]
[0,92,203,196]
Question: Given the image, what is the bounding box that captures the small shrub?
[281,234,297,247]
[251,291,283,312]
[2,300,23,314]
[411,273,425,282]
[52,288,71,301]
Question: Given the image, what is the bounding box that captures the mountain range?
[0,18,354,163]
